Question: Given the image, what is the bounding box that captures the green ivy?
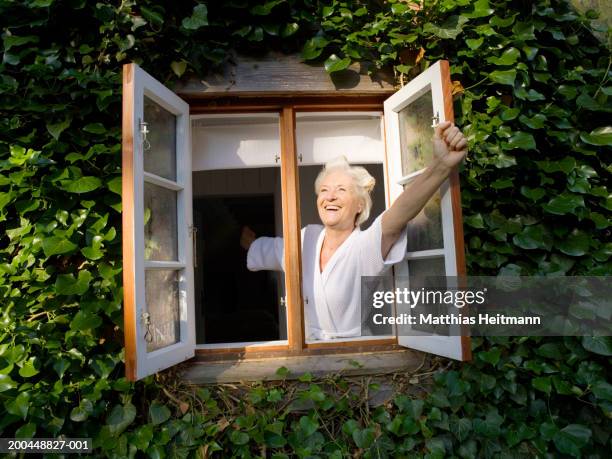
[0,0,610,457]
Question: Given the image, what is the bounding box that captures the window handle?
[189,225,198,268]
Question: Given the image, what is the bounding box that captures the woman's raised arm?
[381,121,468,258]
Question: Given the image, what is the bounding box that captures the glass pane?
[408,257,449,336]
[398,88,435,176]
[405,189,443,251]
[145,269,180,352]
[144,96,177,181]
[144,182,178,261]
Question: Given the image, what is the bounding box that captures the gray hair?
[314,156,375,227]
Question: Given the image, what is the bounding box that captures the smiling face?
[316,170,364,231]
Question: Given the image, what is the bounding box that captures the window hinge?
[189,225,198,268]
[280,296,287,308]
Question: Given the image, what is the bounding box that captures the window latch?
[142,312,153,343]
[431,111,440,128]
[189,225,198,268]
[139,119,151,151]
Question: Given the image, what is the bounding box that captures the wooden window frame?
[122,62,470,381]
[187,96,402,359]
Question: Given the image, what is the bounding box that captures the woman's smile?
[317,171,363,230]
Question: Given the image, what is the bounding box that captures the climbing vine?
[0,0,610,457]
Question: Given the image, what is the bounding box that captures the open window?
[122,60,470,382]
[384,60,471,360]
[122,64,195,381]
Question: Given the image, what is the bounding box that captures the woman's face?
[316,171,363,231]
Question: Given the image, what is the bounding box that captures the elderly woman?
[241,121,468,340]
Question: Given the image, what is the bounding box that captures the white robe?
[247,213,407,340]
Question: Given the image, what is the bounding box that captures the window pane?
[144,96,177,181]
[145,269,180,352]
[407,257,449,336]
[398,88,434,176]
[144,182,178,261]
[405,189,443,251]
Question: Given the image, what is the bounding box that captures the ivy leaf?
[580,126,612,146]
[463,0,494,18]
[489,69,516,86]
[504,131,536,150]
[464,213,485,228]
[149,401,171,425]
[230,430,250,445]
[181,4,208,30]
[450,416,472,441]
[140,6,164,27]
[42,236,77,257]
[106,403,137,436]
[465,37,484,49]
[281,23,299,38]
[543,193,584,215]
[70,399,94,422]
[55,270,92,295]
[557,230,590,256]
[532,376,552,394]
[6,391,30,419]
[15,423,36,439]
[512,225,551,250]
[301,36,328,60]
[520,186,545,201]
[487,47,520,65]
[423,15,469,39]
[299,415,319,436]
[60,176,102,193]
[18,357,39,378]
[107,176,122,195]
[553,424,591,456]
[592,381,612,401]
[581,337,612,356]
[83,123,106,134]
[251,0,284,16]
[70,310,102,330]
[0,374,17,392]
[171,61,187,78]
[324,54,351,73]
[46,117,71,140]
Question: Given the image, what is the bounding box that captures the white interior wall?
[192,113,384,171]
[295,114,384,166]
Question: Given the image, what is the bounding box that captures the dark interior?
[193,195,281,343]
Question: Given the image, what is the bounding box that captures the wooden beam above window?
[175,52,396,98]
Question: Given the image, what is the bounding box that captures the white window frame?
[384,60,470,361]
[122,63,195,381]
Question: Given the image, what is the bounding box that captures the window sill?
[181,347,424,384]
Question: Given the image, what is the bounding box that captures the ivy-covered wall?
[0,0,610,457]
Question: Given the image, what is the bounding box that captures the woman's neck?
[323,225,355,249]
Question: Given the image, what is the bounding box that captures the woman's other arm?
[241,226,285,271]
[381,121,468,258]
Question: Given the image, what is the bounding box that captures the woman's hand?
[432,121,468,171]
[240,226,256,251]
